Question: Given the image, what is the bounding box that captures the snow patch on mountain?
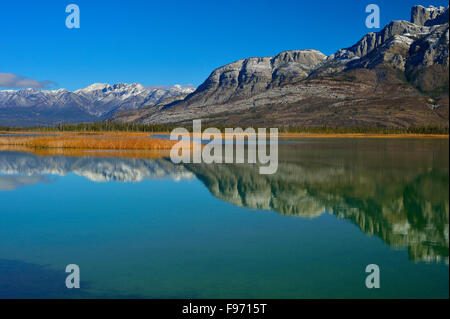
[0,83,196,120]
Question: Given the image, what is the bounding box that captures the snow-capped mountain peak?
[0,82,196,125]
[72,82,195,116]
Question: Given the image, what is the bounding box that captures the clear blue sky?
[0,0,448,91]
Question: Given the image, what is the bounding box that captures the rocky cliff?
[180,50,326,107]
[113,5,449,128]
[411,5,449,26]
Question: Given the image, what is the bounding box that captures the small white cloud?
[0,73,57,89]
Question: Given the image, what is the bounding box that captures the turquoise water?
[0,138,448,298]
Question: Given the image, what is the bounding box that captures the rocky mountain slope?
[113,5,449,127]
[0,84,194,126]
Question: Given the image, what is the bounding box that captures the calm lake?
[0,138,448,298]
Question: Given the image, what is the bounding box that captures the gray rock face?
[411,5,449,26]
[328,21,429,64]
[325,11,449,72]
[180,50,326,107]
[407,24,449,67]
[114,5,448,126]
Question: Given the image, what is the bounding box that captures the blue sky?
[0,0,448,91]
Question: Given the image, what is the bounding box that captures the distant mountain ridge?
[1,4,448,128]
[0,83,195,126]
[113,5,449,128]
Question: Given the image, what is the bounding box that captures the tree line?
[0,122,448,135]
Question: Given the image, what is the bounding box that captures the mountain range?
[113,5,449,128]
[1,5,449,128]
[0,83,194,126]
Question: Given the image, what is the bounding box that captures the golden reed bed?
[0,132,181,158]
[0,130,447,159]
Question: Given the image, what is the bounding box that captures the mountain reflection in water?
[0,139,448,264]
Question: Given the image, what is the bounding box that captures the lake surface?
[0,138,448,299]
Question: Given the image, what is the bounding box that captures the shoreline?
[0,132,181,155]
[279,133,449,139]
[151,132,450,139]
[0,130,447,159]
[1,131,449,139]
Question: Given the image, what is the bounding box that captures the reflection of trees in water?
[1,140,448,264]
[185,142,449,264]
